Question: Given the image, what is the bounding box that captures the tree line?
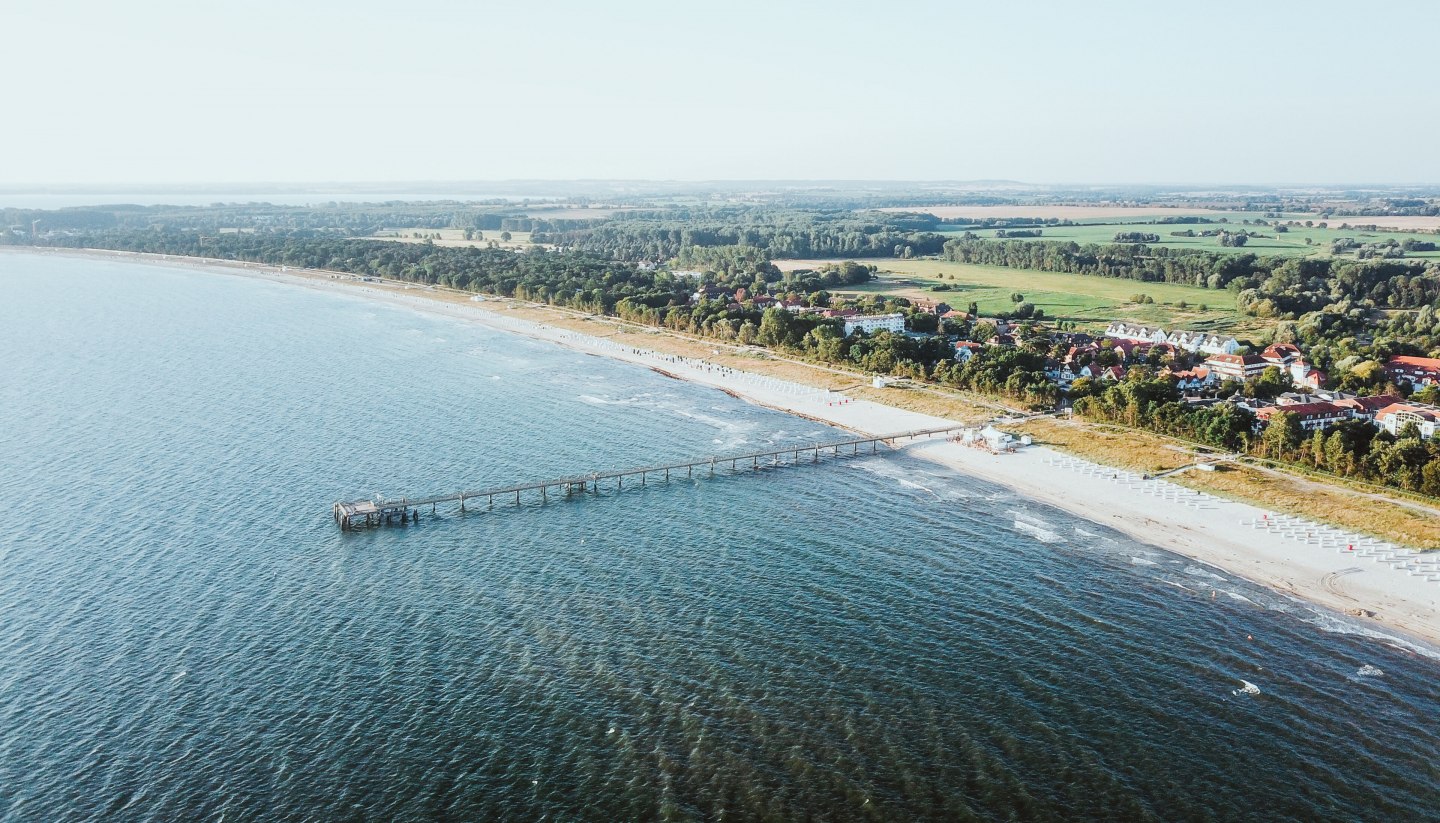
[1074,372,1440,497]
[531,208,950,261]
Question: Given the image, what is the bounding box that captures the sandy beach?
[12,247,1440,650]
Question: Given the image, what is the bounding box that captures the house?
[1105,322,1169,345]
[689,285,727,304]
[954,341,984,363]
[1331,393,1403,421]
[1375,403,1440,439]
[1292,367,1327,390]
[1384,355,1440,388]
[1064,343,1100,365]
[821,308,858,319]
[1260,343,1304,364]
[908,298,952,315]
[1261,342,1326,389]
[843,313,906,336]
[1253,401,1351,432]
[940,309,970,322]
[1107,321,1239,354]
[1110,339,1143,360]
[1205,353,1269,382]
[1142,342,1180,360]
[1165,366,1214,392]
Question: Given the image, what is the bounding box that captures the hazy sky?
[4,0,1435,186]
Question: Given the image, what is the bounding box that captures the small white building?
[844,313,906,336]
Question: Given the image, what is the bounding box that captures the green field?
[938,217,1440,260]
[792,258,1265,336]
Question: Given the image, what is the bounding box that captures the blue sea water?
[1,252,1438,821]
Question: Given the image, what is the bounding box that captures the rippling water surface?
[2,254,1439,821]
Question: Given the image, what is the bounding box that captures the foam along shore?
[19,248,1440,649]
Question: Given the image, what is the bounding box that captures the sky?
[3,0,1436,187]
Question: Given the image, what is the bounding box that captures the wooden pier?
[332,425,964,530]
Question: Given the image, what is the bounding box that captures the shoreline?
[11,246,1440,651]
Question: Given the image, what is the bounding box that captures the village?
[686,283,1440,442]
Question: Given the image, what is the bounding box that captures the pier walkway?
[333,425,964,529]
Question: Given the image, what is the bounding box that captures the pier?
[332,426,964,530]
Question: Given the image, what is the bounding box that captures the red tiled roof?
[1254,401,1347,419]
[1376,403,1440,422]
[1261,343,1303,359]
[1387,355,1440,372]
[1334,393,1401,413]
[1207,354,1266,365]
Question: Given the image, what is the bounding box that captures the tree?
[1068,376,1097,399]
[756,307,796,348]
[1259,411,1303,459]
[1245,366,1293,399]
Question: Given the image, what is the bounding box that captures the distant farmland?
[936,220,1440,260]
[880,205,1231,220]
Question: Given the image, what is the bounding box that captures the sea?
[2,252,1438,821]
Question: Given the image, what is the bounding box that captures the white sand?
[18,248,1440,648]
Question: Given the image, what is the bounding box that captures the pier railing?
[333,425,964,529]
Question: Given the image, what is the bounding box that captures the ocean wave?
[1183,565,1228,582]
[1013,519,1063,544]
[1298,610,1440,662]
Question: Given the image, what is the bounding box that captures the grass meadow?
[781,258,1263,335]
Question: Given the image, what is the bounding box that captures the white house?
[1107,321,1238,355]
[844,313,906,336]
[1205,353,1268,382]
[1375,403,1440,439]
[1105,322,1169,345]
[1197,334,1241,355]
[954,341,983,363]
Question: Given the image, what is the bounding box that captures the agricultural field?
[366,228,537,250]
[881,205,1234,220]
[934,217,1440,260]
[779,258,1268,337]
